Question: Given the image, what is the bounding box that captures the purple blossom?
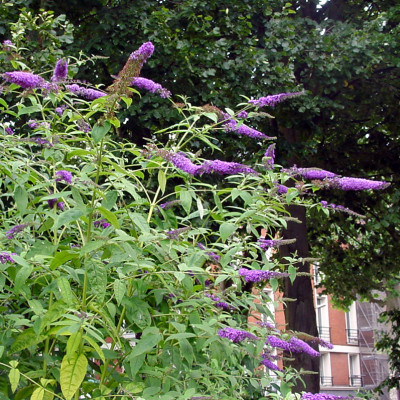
[258,321,278,331]
[218,327,258,343]
[205,293,234,310]
[238,268,289,283]
[31,137,54,147]
[302,393,350,400]
[66,84,106,100]
[2,40,14,49]
[292,167,338,180]
[198,160,258,176]
[170,153,200,175]
[288,337,320,357]
[224,116,271,139]
[129,42,155,64]
[47,198,64,210]
[265,335,293,352]
[5,127,13,135]
[94,219,111,228]
[249,91,304,108]
[310,337,334,350]
[55,170,73,184]
[2,71,47,90]
[52,59,68,82]
[28,120,39,129]
[131,77,171,98]
[197,243,221,262]
[265,336,320,357]
[260,358,282,371]
[77,119,91,133]
[55,106,65,116]
[264,144,275,169]
[327,176,390,191]
[157,199,180,213]
[166,226,190,240]
[237,111,248,118]
[0,252,17,264]
[277,184,288,194]
[5,223,28,239]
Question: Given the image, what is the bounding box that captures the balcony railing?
[346,329,359,345]
[317,326,331,342]
[349,375,363,386]
[320,376,333,386]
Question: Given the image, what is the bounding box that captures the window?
[349,354,362,386]
[345,303,359,345]
[320,353,333,386]
[316,296,331,342]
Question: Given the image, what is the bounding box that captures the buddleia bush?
[0,19,386,400]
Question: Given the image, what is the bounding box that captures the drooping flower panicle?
[0,252,17,264]
[2,71,47,90]
[218,327,258,343]
[265,335,320,357]
[131,77,171,98]
[166,226,191,240]
[66,84,106,100]
[302,393,350,400]
[249,91,304,108]
[258,238,296,250]
[327,176,390,191]
[5,223,28,239]
[264,144,275,169]
[52,59,68,82]
[238,268,289,283]
[55,170,73,184]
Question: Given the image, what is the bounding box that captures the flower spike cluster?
[52,59,68,82]
[131,77,171,98]
[218,327,258,343]
[249,91,305,108]
[238,268,289,283]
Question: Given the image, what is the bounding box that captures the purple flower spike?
[0,252,17,264]
[2,40,14,49]
[238,268,289,283]
[218,327,258,343]
[327,176,390,191]
[94,219,111,229]
[249,91,304,108]
[224,116,271,139]
[55,170,73,184]
[66,84,106,100]
[260,358,282,371]
[5,223,29,239]
[264,144,275,169]
[170,153,200,175]
[237,111,248,119]
[129,42,155,63]
[5,127,13,135]
[2,71,47,90]
[277,184,288,194]
[131,77,171,98]
[288,337,320,357]
[292,167,338,180]
[166,226,190,240]
[52,59,68,82]
[198,160,258,176]
[258,238,296,250]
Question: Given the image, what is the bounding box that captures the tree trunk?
[280,204,320,393]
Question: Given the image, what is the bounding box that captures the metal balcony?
[349,375,363,386]
[346,329,359,345]
[320,376,333,386]
[317,326,331,342]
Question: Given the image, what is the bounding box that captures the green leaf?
[57,277,74,305]
[166,333,196,342]
[196,198,204,219]
[91,121,111,144]
[53,209,84,230]
[66,332,82,359]
[129,298,151,329]
[101,190,118,210]
[179,338,194,365]
[219,222,237,242]
[113,279,126,306]
[180,190,192,215]
[14,265,33,294]
[158,169,166,194]
[11,328,46,352]
[50,251,78,270]
[288,265,297,284]
[128,327,161,358]
[18,104,42,116]
[79,240,106,256]
[9,368,20,393]
[14,186,28,213]
[30,387,45,400]
[98,206,119,229]
[86,260,107,303]
[83,335,105,364]
[130,212,150,233]
[60,353,88,400]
